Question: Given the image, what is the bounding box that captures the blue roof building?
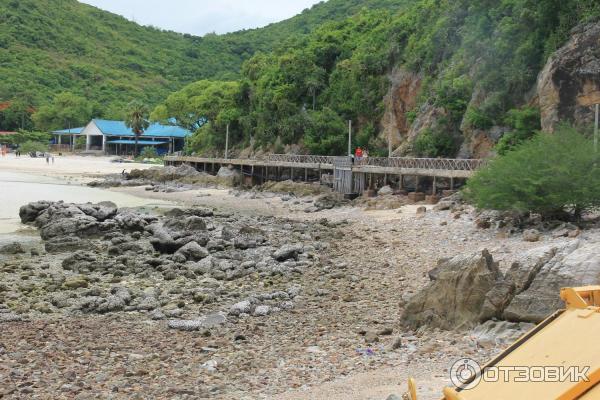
[52,119,192,155]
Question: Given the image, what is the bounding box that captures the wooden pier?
[164,154,486,194]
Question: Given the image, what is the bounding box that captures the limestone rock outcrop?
[504,241,600,322]
[537,22,600,132]
[380,68,422,154]
[402,240,600,330]
[402,250,502,330]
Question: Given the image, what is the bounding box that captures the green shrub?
[496,107,541,155]
[0,131,51,145]
[406,110,417,125]
[19,140,48,153]
[433,75,472,122]
[413,128,459,158]
[139,146,159,159]
[303,108,347,155]
[465,107,494,130]
[465,126,600,220]
[71,136,86,150]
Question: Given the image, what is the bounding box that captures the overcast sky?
[79,0,323,36]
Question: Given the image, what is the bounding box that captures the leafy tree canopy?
[32,92,92,131]
[154,0,599,156]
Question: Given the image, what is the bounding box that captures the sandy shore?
[0,157,172,236]
[0,154,153,182]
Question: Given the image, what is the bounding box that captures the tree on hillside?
[151,80,240,131]
[0,100,35,131]
[464,126,600,221]
[306,66,326,110]
[125,101,150,157]
[32,92,92,131]
[152,80,242,154]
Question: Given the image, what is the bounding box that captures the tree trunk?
[135,134,139,157]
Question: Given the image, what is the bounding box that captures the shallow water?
[1,171,170,235]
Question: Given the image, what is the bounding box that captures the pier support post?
[450,176,454,190]
[305,168,308,182]
[415,175,420,192]
[432,176,437,195]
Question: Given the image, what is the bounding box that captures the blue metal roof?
[53,127,84,134]
[107,139,169,145]
[93,119,191,138]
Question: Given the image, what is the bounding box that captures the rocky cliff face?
[537,22,600,132]
[380,68,422,154]
[382,21,600,158]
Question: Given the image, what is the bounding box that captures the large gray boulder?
[19,201,53,223]
[77,202,118,221]
[403,240,600,330]
[272,244,304,261]
[175,241,209,261]
[504,241,600,322]
[168,313,227,331]
[113,210,157,231]
[163,215,207,232]
[216,166,242,185]
[402,250,502,330]
[40,214,100,240]
[0,242,25,255]
[45,235,93,254]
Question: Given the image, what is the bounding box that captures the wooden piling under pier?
[164,155,485,195]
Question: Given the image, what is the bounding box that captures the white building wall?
[81,121,104,152]
[81,121,104,137]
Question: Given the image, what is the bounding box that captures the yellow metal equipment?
[406,286,600,400]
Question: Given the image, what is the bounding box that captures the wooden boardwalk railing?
[164,154,487,179]
[266,154,337,165]
[355,156,486,171]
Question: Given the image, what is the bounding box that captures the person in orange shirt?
[355,147,363,162]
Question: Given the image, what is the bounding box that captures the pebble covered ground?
[0,187,586,400]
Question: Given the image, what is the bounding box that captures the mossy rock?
[62,275,89,290]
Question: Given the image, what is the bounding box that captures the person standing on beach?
[46,154,50,164]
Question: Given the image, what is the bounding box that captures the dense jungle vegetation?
[0,0,402,130]
[152,0,600,155]
[1,0,599,156]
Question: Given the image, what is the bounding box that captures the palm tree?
[125,101,149,157]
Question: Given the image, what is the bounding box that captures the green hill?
[0,0,405,113]
[3,0,598,157]
[152,0,600,157]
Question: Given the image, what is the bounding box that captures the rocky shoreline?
[2,184,600,399]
